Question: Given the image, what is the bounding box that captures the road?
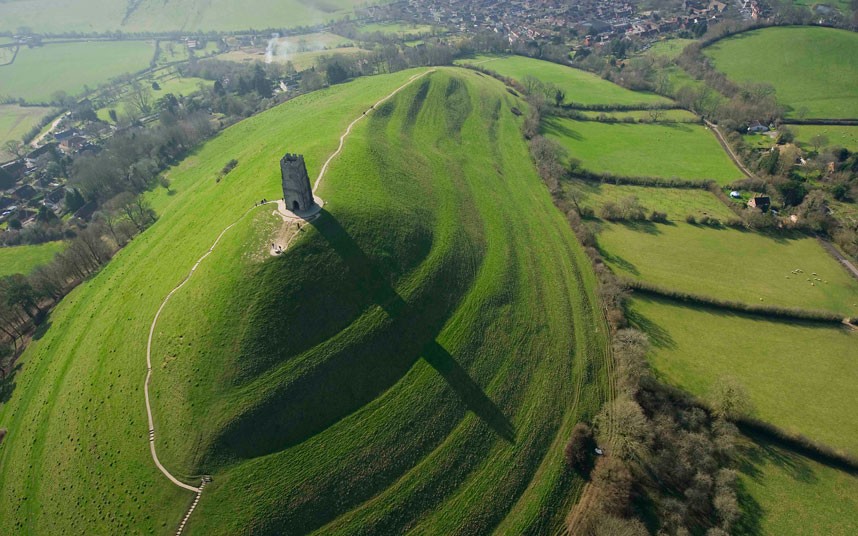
[30,113,66,148]
[704,119,754,179]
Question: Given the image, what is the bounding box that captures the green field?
[564,179,736,221]
[354,22,436,37]
[0,68,608,534]
[455,54,673,107]
[0,242,65,277]
[705,27,858,119]
[96,76,213,123]
[644,38,695,60]
[0,41,155,103]
[0,105,52,159]
[543,117,744,183]
[599,222,858,316]
[578,109,699,122]
[737,435,858,536]
[628,295,858,456]
[790,125,858,152]
[0,0,367,33]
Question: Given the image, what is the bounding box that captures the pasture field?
[0,41,155,103]
[644,38,694,59]
[789,125,858,152]
[599,223,858,315]
[0,68,608,534]
[96,76,212,123]
[0,0,367,34]
[218,47,366,71]
[0,105,53,158]
[736,436,858,536]
[0,242,65,277]
[354,22,436,37]
[577,109,699,122]
[543,117,745,183]
[628,295,858,456]
[705,26,858,119]
[454,54,672,107]
[563,179,735,221]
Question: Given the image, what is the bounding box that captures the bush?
[565,422,596,475]
[685,214,697,224]
[599,201,623,221]
[649,210,668,223]
[221,158,239,175]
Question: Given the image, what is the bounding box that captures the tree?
[0,343,12,380]
[128,82,154,116]
[252,64,272,97]
[108,109,118,123]
[3,140,25,159]
[564,422,596,474]
[810,134,829,152]
[553,88,566,107]
[709,376,752,420]
[596,396,652,461]
[326,62,349,85]
[590,456,634,515]
[65,188,86,212]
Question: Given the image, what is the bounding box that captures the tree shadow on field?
[541,118,583,141]
[626,307,676,349]
[601,250,640,276]
[0,362,22,405]
[209,209,515,463]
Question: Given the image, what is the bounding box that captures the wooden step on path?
[176,477,210,536]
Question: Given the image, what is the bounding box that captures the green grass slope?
[544,117,745,183]
[455,54,672,107]
[599,223,858,316]
[0,242,65,277]
[0,68,608,534]
[629,296,858,456]
[0,0,367,33]
[0,41,154,103]
[705,27,858,119]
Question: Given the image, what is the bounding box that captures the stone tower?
[280,153,314,212]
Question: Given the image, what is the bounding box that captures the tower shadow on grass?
[210,209,514,463]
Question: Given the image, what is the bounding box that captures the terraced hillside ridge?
[0,0,368,34]
[704,26,858,119]
[628,295,858,457]
[0,68,609,534]
[455,54,672,108]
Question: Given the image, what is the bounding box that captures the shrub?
[564,422,596,475]
[649,210,668,223]
[599,201,623,221]
[685,214,697,224]
[221,158,239,175]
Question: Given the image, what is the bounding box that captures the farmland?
[543,117,744,183]
[355,22,437,37]
[577,109,699,122]
[644,38,694,59]
[0,242,65,277]
[705,27,858,119]
[736,435,858,535]
[563,180,735,221]
[0,68,607,534]
[598,223,858,315]
[628,295,858,455]
[0,41,155,103]
[790,125,858,152]
[455,54,672,107]
[0,0,368,34]
[0,105,52,159]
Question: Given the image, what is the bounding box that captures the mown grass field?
[543,117,744,183]
[354,22,436,37]
[454,54,672,107]
[599,223,858,315]
[628,295,858,456]
[0,68,608,534]
[0,105,52,158]
[96,76,212,123]
[0,0,367,33]
[705,26,858,119]
[0,242,65,277]
[0,41,155,103]
[736,435,858,536]
[564,179,735,221]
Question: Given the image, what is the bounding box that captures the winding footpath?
[143,68,435,535]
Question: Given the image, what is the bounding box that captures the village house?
[748,194,771,211]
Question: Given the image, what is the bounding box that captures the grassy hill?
[543,117,745,183]
[704,27,858,119]
[0,41,155,103]
[0,68,607,534]
[629,296,858,456]
[0,242,65,277]
[455,54,672,108]
[0,0,368,34]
